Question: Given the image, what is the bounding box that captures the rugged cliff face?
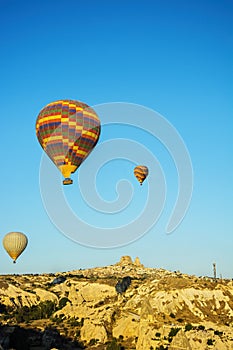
[0,257,233,349]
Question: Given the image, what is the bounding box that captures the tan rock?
[134,257,144,267]
[80,319,107,343]
[112,316,138,339]
[118,256,133,265]
[136,299,158,349]
[140,297,154,322]
[213,338,233,350]
[136,324,155,350]
[34,288,58,303]
[169,329,192,350]
[80,283,115,302]
[0,284,38,307]
[68,284,84,305]
[55,303,93,319]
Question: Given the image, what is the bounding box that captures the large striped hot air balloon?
[3,232,28,263]
[36,100,101,185]
[134,165,149,185]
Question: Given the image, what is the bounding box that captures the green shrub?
[40,300,56,318]
[14,300,57,322]
[207,338,214,345]
[68,317,81,326]
[106,338,121,350]
[0,303,9,314]
[185,323,193,332]
[168,327,180,337]
[198,325,205,330]
[58,297,70,309]
[89,338,98,345]
[51,316,63,324]
[214,330,223,336]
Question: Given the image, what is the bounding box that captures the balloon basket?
[63,178,73,185]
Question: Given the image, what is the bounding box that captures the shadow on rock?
[0,325,84,350]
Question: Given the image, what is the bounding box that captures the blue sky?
[0,0,232,278]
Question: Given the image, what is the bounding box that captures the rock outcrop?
[113,316,138,339]
[134,256,144,267]
[80,319,107,343]
[169,330,192,350]
[118,255,133,265]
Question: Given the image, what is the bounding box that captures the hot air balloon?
[3,232,28,263]
[36,100,101,185]
[134,165,149,185]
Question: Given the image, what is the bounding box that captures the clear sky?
[0,0,232,278]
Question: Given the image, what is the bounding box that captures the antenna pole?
[213,262,216,280]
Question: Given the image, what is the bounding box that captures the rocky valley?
[0,256,232,349]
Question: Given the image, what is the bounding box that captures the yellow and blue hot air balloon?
[134,165,149,185]
[36,100,101,185]
[3,232,28,263]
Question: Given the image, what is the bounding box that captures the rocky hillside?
[0,256,233,349]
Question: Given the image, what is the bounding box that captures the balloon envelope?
[3,232,28,263]
[36,100,101,184]
[134,165,149,185]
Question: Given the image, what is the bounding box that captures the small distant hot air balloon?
[36,100,101,185]
[3,232,28,263]
[134,165,149,185]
